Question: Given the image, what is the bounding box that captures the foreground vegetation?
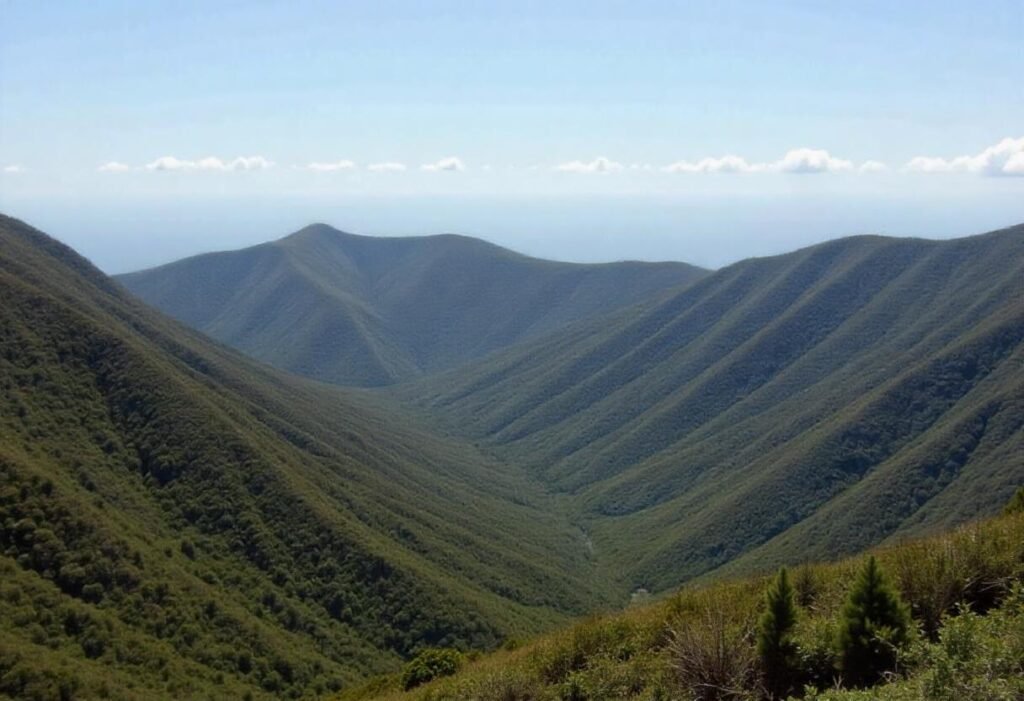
[348,508,1024,700]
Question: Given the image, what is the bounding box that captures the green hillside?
[116,224,707,387]
[0,214,613,700]
[403,225,1024,592]
[347,510,1024,701]
[5,213,1024,699]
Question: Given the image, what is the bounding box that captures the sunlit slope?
[118,224,707,386]
[406,225,1024,592]
[0,215,611,699]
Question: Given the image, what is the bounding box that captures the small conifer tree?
[1004,486,1024,515]
[836,556,911,687]
[757,567,799,698]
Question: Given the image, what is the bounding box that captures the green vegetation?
[400,648,464,690]
[1005,486,1024,515]
[404,225,1024,591]
[757,567,798,698]
[0,214,614,699]
[835,557,911,687]
[346,512,1024,701]
[3,212,1024,698]
[117,223,707,387]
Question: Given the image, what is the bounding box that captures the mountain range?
[2,213,1022,699]
[117,224,707,387]
[403,226,1024,590]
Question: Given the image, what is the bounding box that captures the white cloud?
[858,160,888,173]
[773,148,854,173]
[904,137,1024,176]
[661,148,857,175]
[3,164,25,174]
[144,155,273,172]
[368,161,407,172]
[98,161,132,173]
[421,156,465,172]
[305,160,356,172]
[904,156,952,173]
[555,156,623,174]
[661,155,758,174]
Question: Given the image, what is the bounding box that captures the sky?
[1,0,1022,272]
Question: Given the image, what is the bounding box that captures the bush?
[669,594,759,700]
[401,648,464,690]
[919,587,1024,700]
[836,556,912,687]
[793,615,839,690]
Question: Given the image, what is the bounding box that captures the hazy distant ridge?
[117,224,708,386]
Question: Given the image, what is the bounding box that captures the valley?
[1,214,1022,699]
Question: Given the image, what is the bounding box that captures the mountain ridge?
[399,223,1024,591]
[0,214,614,699]
[116,223,709,386]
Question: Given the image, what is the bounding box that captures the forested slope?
[0,215,610,700]
[405,225,1024,591]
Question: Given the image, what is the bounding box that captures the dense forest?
[0,215,611,699]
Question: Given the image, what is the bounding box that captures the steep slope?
[0,214,611,700]
[404,225,1024,592]
[116,224,707,386]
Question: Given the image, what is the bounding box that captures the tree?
[836,556,911,687]
[401,648,464,690]
[1003,487,1024,515]
[757,567,799,698]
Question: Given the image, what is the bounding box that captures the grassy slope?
[403,225,1024,592]
[0,215,613,700]
[350,511,1024,701]
[116,224,708,387]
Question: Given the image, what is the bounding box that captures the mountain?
[402,225,1024,592]
[0,214,612,700]
[116,224,708,387]
[5,212,1023,699]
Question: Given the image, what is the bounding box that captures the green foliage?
[1004,486,1024,515]
[353,514,1024,701]
[400,648,464,690]
[4,213,1024,701]
[836,557,912,687]
[757,567,798,698]
[0,214,616,698]
[405,224,1024,592]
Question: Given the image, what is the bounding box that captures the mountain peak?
[118,227,707,386]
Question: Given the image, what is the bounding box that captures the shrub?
[793,615,839,690]
[836,556,912,687]
[669,595,759,700]
[757,567,799,698]
[401,648,464,690]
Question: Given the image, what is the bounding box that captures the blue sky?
[1,0,1022,271]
